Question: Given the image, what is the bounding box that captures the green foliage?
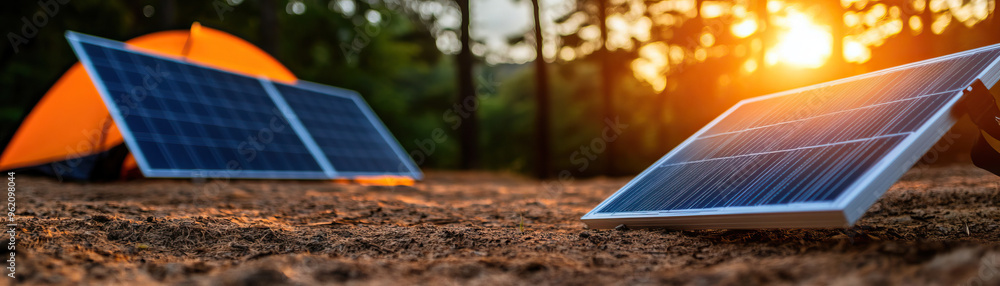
[0,0,683,175]
[12,0,988,176]
[0,0,465,169]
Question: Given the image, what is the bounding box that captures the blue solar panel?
[598,135,903,213]
[267,81,422,178]
[583,44,1000,229]
[66,31,422,180]
[64,32,325,179]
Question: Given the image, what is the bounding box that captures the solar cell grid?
[703,49,1000,136]
[584,43,1000,228]
[598,135,904,212]
[271,82,420,177]
[669,91,954,163]
[67,31,421,180]
[75,40,326,176]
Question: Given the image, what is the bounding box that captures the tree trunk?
[158,0,176,30]
[823,1,844,74]
[531,0,551,178]
[258,0,279,56]
[597,0,616,175]
[456,0,479,169]
[917,0,934,58]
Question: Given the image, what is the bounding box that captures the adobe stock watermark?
[904,125,961,174]
[530,16,717,198]
[541,117,629,197]
[715,88,830,190]
[965,252,1000,286]
[51,64,171,181]
[339,2,399,65]
[192,108,296,195]
[5,172,15,279]
[399,71,499,171]
[7,0,70,53]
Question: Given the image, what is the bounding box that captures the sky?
[321,0,572,64]
[472,0,534,39]
[469,0,573,63]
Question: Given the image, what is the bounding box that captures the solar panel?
[266,81,422,178]
[65,31,421,180]
[583,44,1000,229]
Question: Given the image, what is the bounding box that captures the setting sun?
[769,10,833,68]
[767,9,833,68]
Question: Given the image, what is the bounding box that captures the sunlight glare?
[930,0,947,12]
[767,0,783,13]
[730,17,758,38]
[931,13,951,34]
[843,38,871,63]
[909,15,923,34]
[632,42,670,92]
[700,2,727,18]
[912,0,927,13]
[864,4,886,26]
[559,47,576,61]
[770,10,832,68]
[700,32,715,47]
[579,25,600,41]
[732,4,748,17]
[854,0,869,9]
[742,58,758,74]
[669,45,685,64]
[694,48,708,61]
[844,12,860,27]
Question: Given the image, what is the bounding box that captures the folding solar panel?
[266,81,422,178]
[583,44,1000,229]
[65,31,421,180]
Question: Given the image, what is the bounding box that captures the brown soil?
[12,165,1000,285]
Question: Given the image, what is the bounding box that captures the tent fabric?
[0,23,297,180]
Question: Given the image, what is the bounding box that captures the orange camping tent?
[0,23,296,180]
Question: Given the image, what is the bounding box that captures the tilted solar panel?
[267,81,422,179]
[583,44,1000,229]
[66,32,328,179]
[65,31,421,180]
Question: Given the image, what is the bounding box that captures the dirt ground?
[11,164,1000,285]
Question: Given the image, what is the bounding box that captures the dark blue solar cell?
[591,44,1000,217]
[272,82,417,176]
[71,38,325,178]
[597,134,905,213]
[699,48,1000,137]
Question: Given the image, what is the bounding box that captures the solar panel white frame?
[65,31,422,180]
[582,44,1000,229]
